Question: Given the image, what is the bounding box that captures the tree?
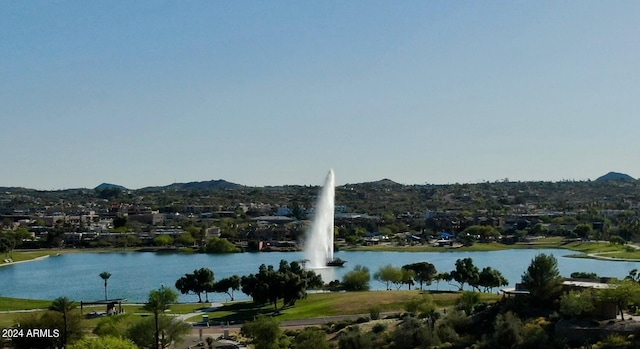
[599,279,640,320]
[400,268,416,290]
[241,315,290,349]
[175,273,198,301]
[457,233,476,247]
[0,236,12,258]
[205,237,241,253]
[402,262,437,290]
[241,260,321,312]
[492,311,524,349]
[456,291,481,315]
[449,258,479,291]
[154,235,173,247]
[174,232,196,247]
[404,293,436,319]
[462,225,500,242]
[574,224,592,240]
[0,228,30,259]
[112,215,128,229]
[93,313,136,338]
[521,253,564,306]
[126,315,190,349]
[143,286,179,349]
[477,267,508,293]
[559,289,596,319]
[373,264,403,290]
[99,271,112,300]
[342,265,371,291]
[175,268,214,303]
[571,271,599,279]
[610,235,626,245]
[49,297,77,348]
[276,260,322,306]
[212,275,241,301]
[69,336,137,349]
[194,268,215,302]
[13,309,83,349]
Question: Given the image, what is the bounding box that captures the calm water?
[0,249,638,303]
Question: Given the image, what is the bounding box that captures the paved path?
[174,303,224,321]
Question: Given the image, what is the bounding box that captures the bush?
[369,306,381,320]
[610,236,626,245]
[559,289,596,319]
[594,334,631,349]
[342,265,371,291]
[473,302,489,313]
[455,291,480,315]
[332,321,351,332]
[371,323,387,334]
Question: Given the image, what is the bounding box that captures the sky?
[2,1,639,190]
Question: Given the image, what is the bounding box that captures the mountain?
[94,183,128,191]
[372,178,401,186]
[145,179,243,191]
[595,172,635,182]
[349,178,402,187]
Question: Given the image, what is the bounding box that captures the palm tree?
[49,296,76,348]
[144,286,178,349]
[99,271,112,300]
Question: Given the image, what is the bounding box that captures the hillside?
[596,171,635,181]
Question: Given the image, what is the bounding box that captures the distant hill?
[596,172,635,181]
[94,183,128,191]
[145,179,243,191]
[353,178,402,187]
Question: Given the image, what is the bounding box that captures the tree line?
[338,258,508,293]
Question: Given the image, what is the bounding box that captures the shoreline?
[4,240,640,268]
[0,254,51,268]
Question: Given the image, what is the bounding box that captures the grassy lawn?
[185,290,502,323]
[346,237,640,260]
[347,243,510,253]
[2,250,55,263]
[0,297,51,311]
[1,247,145,266]
[574,250,640,260]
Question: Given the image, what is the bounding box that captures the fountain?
[304,169,345,268]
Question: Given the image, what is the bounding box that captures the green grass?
[3,250,55,263]
[1,247,146,266]
[348,243,511,253]
[346,237,640,261]
[562,241,626,254]
[0,297,51,311]
[185,290,502,323]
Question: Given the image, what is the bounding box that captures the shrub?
[594,334,631,349]
[371,323,387,334]
[610,236,626,245]
[369,306,381,320]
[455,291,480,315]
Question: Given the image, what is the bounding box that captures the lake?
[0,249,638,303]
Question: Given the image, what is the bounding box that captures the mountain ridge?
[1,172,636,192]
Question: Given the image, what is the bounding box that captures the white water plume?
[304,169,335,268]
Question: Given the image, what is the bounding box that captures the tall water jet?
[305,169,339,268]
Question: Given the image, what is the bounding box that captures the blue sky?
[2,1,639,189]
